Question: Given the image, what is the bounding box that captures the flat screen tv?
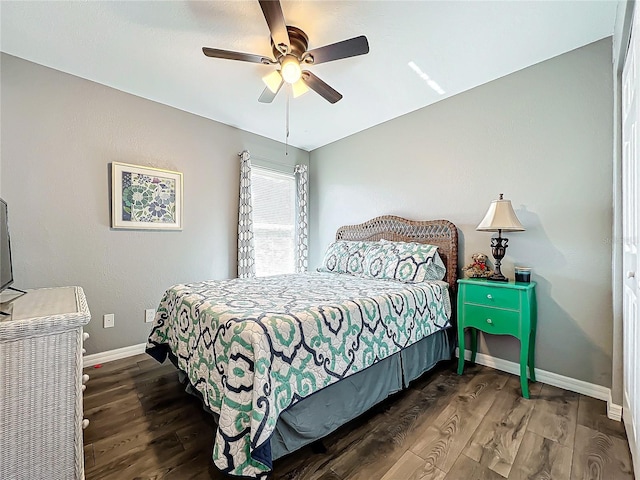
[0,198,14,294]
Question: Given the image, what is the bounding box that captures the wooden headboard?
[335,215,459,293]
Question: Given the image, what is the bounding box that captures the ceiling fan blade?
[258,81,283,103]
[202,47,274,64]
[301,71,342,104]
[304,35,369,65]
[259,0,290,53]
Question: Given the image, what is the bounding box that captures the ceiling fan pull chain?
[285,85,290,155]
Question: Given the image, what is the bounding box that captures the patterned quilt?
[146,272,451,478]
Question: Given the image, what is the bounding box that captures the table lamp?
[476,194,525,282]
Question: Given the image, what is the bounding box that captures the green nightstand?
[456,278,537,398]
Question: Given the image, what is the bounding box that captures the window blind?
[251,167,296,277]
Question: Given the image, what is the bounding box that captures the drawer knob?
[83,332,90,341]
[82,418,90,429]
[486,318,493,325]
[82,374,90,384]
[487,294,493,299]
[82,384,86,392]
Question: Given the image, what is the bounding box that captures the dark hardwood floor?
[83,354,634,480]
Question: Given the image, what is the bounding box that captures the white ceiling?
[1,1,618,151]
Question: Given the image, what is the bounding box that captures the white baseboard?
[83,343,147,367]
[456,348,622,421]
[608,390,623,422]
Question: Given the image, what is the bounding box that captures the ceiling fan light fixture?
[291,78,309,98]
[262,70,283,93]
[281,55,302,84]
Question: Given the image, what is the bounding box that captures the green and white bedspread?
[146,272,451,478]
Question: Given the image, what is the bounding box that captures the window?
[251,167,296,277]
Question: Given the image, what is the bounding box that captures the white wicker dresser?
[0,286,90,480]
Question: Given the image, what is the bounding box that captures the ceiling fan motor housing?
[272,26,310,61]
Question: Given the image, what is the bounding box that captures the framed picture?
[111,162,183,230]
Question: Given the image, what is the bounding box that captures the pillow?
[317,241,370,275]
[363,240,446,283]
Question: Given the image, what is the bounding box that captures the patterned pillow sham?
[363,240,446,283]
[317,241,371,275]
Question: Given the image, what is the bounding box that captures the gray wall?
[0,53,309,355]
[310,38,614,388]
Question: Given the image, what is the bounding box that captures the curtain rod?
[237,151,305,175]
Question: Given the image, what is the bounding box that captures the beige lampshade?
[262,70,283,94]
[292,78,310,98]
[476,195,525,232]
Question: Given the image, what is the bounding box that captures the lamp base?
[487,272,509,282]
[489,232,509,282]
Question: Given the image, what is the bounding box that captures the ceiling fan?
[202,0,369,104]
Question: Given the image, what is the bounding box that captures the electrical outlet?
[103,313,114,328]
[145,309,156,323]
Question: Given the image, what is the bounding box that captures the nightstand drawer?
[462,304,521,336]
[463,284,520,311]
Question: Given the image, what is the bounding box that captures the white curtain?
[237,151,256,278]
[294,164,309,273]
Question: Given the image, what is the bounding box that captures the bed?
[146,215,458,478]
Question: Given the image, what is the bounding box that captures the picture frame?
[111,162,183,230]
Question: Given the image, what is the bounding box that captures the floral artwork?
[121,172,176,223]
[111,163,182,230]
